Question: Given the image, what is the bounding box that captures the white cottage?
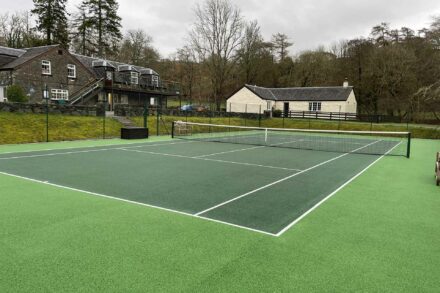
[226,81,357,115]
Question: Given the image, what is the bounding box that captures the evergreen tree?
[31,0,69,46]
[82,0,122,57]
[71,4,95,55]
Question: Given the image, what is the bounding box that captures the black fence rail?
[281,110,424,124]
[284,111,358,121]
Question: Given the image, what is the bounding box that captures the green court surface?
[0,136,399,235]
[1,137,439,291]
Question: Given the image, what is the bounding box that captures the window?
[51,89,69,101]
[67,64,76,79]
[308,102,321,112]
[42,60,51,75]
[152,75,159,87]
[106,71,113,81]
[130,72,139,85]
[267,101,271,110]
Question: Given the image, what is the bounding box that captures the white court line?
[275,141,403,236]
[0,139,169,155]
[194,145,265,158]
[193,138,306,158]
[0,171,277,237]
[194,140,382,216]
[120,148,302,172]
[0,141,195,160]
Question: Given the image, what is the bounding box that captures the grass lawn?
[132,114,440,139]
[0,112,122,144]
[0,137,439,291]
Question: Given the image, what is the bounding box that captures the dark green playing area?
[0,137,402,235]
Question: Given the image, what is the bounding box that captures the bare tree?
[237,20,264,84]
[177,45,197,104]
[190,0,244,110]
[118,29,159,67]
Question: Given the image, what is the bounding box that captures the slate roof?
[0,45,58,70]
[73,53,159,76]
[243,84,354,102]
[0,45,160,77]
[0,47,26,57]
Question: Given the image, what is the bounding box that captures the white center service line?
[193,138,305,158]
[119,148,302,172]
[194,140,382,216]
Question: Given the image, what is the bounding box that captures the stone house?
[0,45,179,109]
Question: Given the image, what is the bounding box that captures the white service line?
[194,140,382,216]
[275,140,402,236]
[0,171,277,237]
[120,148,302,172]
[194,145,265,158]
[194,138,305,158]
[0,141,194,160]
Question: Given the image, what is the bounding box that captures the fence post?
[156,106,160,136]
[244,104,247,126]
[44,84,49,142]
[259,105,262,127]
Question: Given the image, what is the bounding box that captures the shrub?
[273,109,282,117]
[6,84,28,103]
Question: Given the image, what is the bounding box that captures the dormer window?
[131,72,139,85]
[152,75,159,87]
[42,60,51,75]
[67,64,76,79]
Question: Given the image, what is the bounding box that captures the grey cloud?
[3,0,440,57]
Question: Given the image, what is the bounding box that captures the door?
[283,102,289,118]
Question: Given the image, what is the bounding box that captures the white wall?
[274,90,357,114]
[226,87,273,113]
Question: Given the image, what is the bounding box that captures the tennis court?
[0,123,411,236]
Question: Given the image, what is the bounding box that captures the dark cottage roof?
[73,53,159,77]
[0,47,26,57]
[0,45,160,77]
[0,45,59,70]
[243,84,354,102]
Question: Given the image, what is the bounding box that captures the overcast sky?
[3,0,440,57]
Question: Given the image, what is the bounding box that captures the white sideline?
[0,141,194,160]
[0,171,277,237]
[195,140,382,216]
[275,141,403,236]
[120,148,302,172]
[0,139,171,155]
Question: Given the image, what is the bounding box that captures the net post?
[171,121,175,138]
[406,132,411,158]
[264,128,268,143]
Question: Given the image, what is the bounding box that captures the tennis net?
[172,121,411,158]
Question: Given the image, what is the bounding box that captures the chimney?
[343,78,349,88]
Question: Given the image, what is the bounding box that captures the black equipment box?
[121,127,149,139]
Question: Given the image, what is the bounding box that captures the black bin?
[121,127,149,139]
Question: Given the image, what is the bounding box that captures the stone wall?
[0,102,98,116]
[114,104,264,119]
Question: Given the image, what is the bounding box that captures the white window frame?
[67,64,76,79]
[130,72,139,85]
[42,60,51,75]
[152,75,159,87]
[309,102,322,112]
[51,89,69,101]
